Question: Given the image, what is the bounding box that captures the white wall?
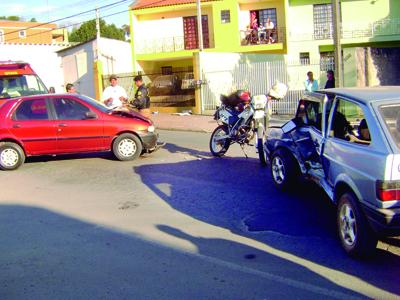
[98,38,133,75]
[135,17,184,41]
[58,41,95,97]
[0,43,67,93]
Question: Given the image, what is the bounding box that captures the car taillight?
[376,180,400,201]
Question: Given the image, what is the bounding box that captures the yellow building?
[130,0,286,113]
[129,0,400,114]
[0,20,68,44]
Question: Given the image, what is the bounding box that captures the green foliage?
[0,16,21,21]
[30,18,37,22]
[69,19,125,43]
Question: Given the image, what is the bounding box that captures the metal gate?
[201,60,333,115]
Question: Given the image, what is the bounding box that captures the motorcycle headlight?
[147,125,155,133]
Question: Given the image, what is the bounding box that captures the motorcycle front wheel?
[210,125,231,157]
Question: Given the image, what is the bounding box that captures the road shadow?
[0,204,363,299]
[134,143,400,296]
[25,151,115,165]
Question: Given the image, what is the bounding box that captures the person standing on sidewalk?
[102,74,128,109]
[132,75,151,118]
[304,71,319,92]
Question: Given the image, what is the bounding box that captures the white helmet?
[268,81,288,100]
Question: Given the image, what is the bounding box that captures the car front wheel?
[337,192,378,257]
[0,142,25,170]
[112,133,142,161]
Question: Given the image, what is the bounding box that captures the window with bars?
[320,51,335,71]
[221,10,230,24]
[313,4,333,40]
[300,52,310,65]
[258,8,277,29]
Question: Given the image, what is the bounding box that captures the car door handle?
[58,123,67,127]
[12,124,21,128]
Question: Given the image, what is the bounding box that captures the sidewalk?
[151,112,291,133]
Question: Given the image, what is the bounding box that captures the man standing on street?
[132,75,151,118]
[102,74,128,109]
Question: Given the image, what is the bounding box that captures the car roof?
[317,86,400,104]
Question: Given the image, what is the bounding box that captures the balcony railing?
[291,18,400,41]
[136,36,185,54]
[240,27,286,46]
[136,36,214,55]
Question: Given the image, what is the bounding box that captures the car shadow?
[134,143,400,297]
[0,204,364,299]
[25,151,116,164]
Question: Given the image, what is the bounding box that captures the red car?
[0,94,159,170]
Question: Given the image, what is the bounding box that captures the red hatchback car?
[0,94,159,170]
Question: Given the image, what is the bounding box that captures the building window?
[221,10,230,24]
[0,30,4,42]
[183,15,210,50]
[161,66,172,75]
[256,8,277,29]
[313,4,333,40]
[320,52,335,71]
[19,30,26,38]
[300,52,310,65]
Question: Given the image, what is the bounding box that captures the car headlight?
[147,125,155,133]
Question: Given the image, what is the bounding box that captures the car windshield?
[0,75,48,99]
[77,94,111,113]
[378,103,400,149]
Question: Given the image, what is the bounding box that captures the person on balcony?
[265,17,275,44]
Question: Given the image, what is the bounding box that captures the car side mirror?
[85,111,97,119]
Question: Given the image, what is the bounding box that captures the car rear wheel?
[337,192,377,257]
[0,142,25,171]
[112,133,142,161]
[270,149,299,190]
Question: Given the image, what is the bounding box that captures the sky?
[0,0,133,29]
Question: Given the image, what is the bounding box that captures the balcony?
[240,27,285,46]
[135,36,214,55]
[290,18,400,42]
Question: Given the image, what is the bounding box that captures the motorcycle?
[209,82,288,164]
[209,90,270,164]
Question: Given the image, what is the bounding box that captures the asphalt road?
[0,130,399,299]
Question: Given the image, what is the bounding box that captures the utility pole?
[196,0,204,114]
[95,8,101,60]
[196,0,203,51]
[332,0,343,87]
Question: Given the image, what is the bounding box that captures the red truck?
[0,61,48,106]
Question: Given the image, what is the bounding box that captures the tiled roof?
[131,0,218,10]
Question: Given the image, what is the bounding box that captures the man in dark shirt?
[325,70,335,89]
[132,75,151,118]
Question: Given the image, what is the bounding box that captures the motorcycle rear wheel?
[210,125,231,157]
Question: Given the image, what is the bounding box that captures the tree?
[69,19,125,43]
[30,18,37,22]
[0,16,21,21]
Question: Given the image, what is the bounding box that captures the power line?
[0,0,131,38]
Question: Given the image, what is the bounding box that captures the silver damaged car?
[264,87,400,257]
